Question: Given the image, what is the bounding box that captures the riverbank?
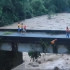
[1,13,70,30]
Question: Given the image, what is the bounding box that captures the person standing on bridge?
[51,39,58,53]
[21,23,26,33]
[18,22,21,33]
[23,25,26,33]
[21,23,24,33]
[66,26,70,38]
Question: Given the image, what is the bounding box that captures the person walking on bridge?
[51,39,58,53]
[66,26,70,38]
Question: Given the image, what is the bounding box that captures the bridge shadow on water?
[0,50,23,70]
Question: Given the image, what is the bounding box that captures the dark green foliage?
[0,0,70,26]
[40,39,49,53]
[28,51,41,61]
[30,0,47,16]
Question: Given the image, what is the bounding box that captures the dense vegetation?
[0,0,70,26]
[28,51,41,61]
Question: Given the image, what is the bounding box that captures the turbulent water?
[1,13,70,30]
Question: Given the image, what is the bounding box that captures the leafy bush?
[28,51,41,61]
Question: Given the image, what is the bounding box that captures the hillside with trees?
[0,0,70,26]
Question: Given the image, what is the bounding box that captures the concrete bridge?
[0,29,70,70]
[0,29,70,53]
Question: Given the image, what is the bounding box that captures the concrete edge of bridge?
[0,29,66,33]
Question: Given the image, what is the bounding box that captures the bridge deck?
[0,31,69,44]
[0,31,67,38]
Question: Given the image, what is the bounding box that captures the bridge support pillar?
[52,45,58,53]
[0,43,2,50]
[11,42,18,52]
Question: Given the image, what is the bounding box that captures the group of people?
[18,23,26,33]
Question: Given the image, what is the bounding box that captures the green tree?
[31,0,47,16]
[0,0,70,26]
[28,51,41,61]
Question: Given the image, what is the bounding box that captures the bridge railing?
[0,29,66,34]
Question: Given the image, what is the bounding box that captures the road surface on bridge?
[0,31,67,38]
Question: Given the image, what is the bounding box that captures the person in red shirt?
[66,26,70,38]
[23,25,26,32]
[24,25,26,30]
